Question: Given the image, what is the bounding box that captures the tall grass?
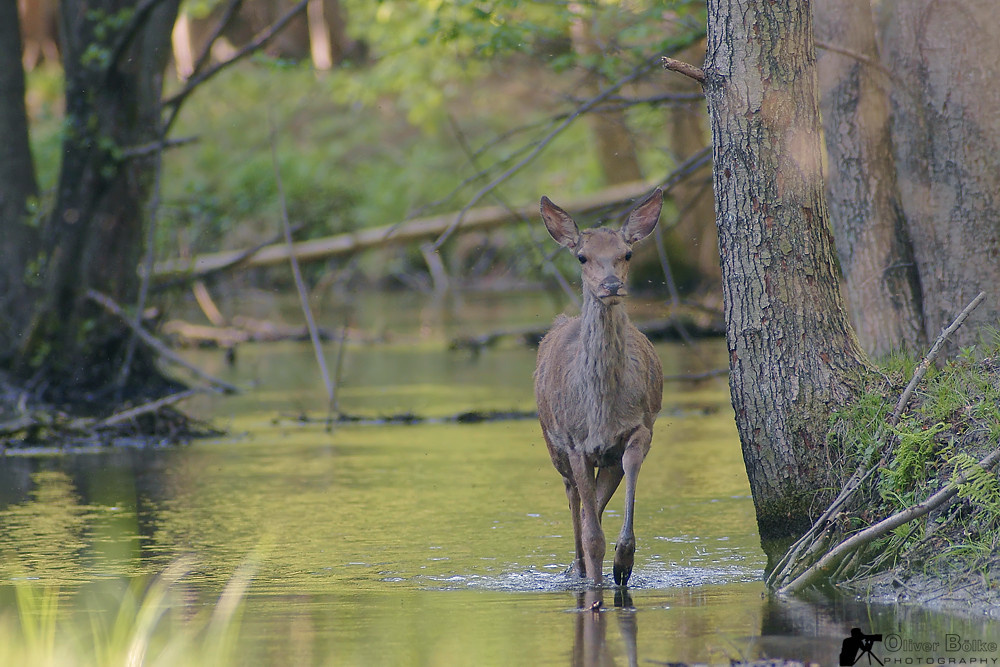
[0,553,259,667]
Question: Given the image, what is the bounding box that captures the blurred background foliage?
[22,0,710,291]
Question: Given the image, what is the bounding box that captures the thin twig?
[162,0,309,133]
[815,40,895,81]
[663,368,728,382]
[660,56,706,84]
[116,120,168,395]
[430,56,662,251]
[444,113,579,306]
[189,0,245,79]
[890,291,986,425]
[778,444,1000,595]
[92,388,208,430]
[151,223,305,292]
[269,121,336,412]
[120,135,198,160]
[86,289,240,394]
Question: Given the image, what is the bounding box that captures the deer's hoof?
[613,539,635,587]
[613,561,632,587]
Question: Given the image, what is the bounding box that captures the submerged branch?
[269,124,336,412]
[86,289,240,394]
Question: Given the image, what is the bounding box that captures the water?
[2,291,999,665]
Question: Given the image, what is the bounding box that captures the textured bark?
[703,0,869,543]
[0,0,39,357]
[877,0,1000,348]
[814,0,926,357]
[14,0,180,392]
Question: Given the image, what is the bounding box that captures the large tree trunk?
[0,0,39,359]
[702,0,869,552]
[14,0,180,398]
[814,0,926,357]
[877,0,1000,348]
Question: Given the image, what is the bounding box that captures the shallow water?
[2,291,1000,665]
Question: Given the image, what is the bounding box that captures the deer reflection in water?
[572,588,639,667]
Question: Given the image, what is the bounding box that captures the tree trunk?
[14,0,180,397]
[662,37,720,294]
[702,0,869,551]
[877,0,1000,349]
[814,0,926,357]
[0,0,39,358]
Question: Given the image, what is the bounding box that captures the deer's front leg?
[568,451,605,585]
[614,425,651,587]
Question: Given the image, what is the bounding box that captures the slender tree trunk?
[15,0,180,395]
[702,0,869,551]
[814,0,926,357]
[877,0,1000,349]
[663,38,720,294]
[569,2,643,186]
[0,0,39,358]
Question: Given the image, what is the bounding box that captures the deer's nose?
[601,277,623,295]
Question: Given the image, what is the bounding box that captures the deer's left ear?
[621,189,663,244]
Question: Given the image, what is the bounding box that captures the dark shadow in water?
[572,588,638,667]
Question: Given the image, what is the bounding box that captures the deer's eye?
[624,251,633,261]
[577,254,587,264]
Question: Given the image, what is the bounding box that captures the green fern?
[949,451,1000,517]
[881,420,949,499]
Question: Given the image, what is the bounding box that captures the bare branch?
[105,0,170,76]
[890,291,986,425]
[269,121,337,413]
[86,289,240,394]
[430,56,663,250]
[92,388,208,430]
[778,444,1000,595]
[119,135,198,160]
[189,0,245,79]
[162,0,309,130]
[815,39,894,80]
[661,56,706,84]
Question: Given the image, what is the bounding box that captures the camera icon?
[840,628,884,666]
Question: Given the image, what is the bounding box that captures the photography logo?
[840,628,883,666]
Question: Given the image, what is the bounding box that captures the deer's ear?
[621,189,663,244]
[540,196,581,249]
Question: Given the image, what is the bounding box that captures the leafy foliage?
[827,332,1000,585]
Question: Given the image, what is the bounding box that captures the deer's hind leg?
[562,477,586,577]
[568,451,606,585]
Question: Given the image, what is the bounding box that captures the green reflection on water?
[8,292,995,664]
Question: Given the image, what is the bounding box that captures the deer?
[534,189,664,588]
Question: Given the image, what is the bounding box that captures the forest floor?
[822,337,1000,617]
[0,367,218,452]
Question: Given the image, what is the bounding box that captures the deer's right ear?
[540,197,581,249]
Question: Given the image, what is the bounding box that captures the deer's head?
[540,189,663,305]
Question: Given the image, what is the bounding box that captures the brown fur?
[534,190,664,587]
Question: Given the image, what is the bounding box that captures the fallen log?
[151,181,659,282]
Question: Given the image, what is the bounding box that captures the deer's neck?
[578,292,629,397]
